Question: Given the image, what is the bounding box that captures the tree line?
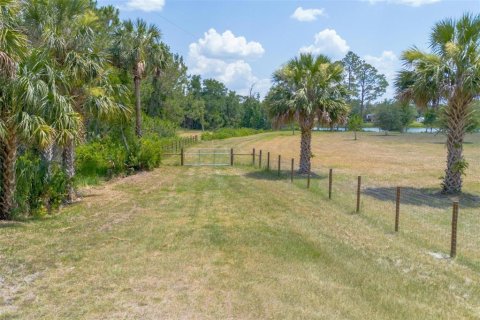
[0,0,269,220]
[1,0,478,220]
[265,13,480,194]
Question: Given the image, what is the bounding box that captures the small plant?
[347,114,363,140]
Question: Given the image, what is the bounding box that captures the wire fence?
[167,144,480,262]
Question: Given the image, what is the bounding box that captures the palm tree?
[266,53,348,173]
[0,59,56,219]
[396,14,480,194]
[112,19,162,137]
[0,0,36,218]
[24,0,130,202]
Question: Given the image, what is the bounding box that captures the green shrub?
[143,117,177,137]
[76,138,128,179]
[127,137,163,171]
[15,151,67,218]
[76,134,179,182]
[202,128,263,141]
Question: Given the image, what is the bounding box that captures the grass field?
[1,131,480,319]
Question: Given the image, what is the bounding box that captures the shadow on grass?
[0,221,26,229]
[244,170,327,181]
[430,141,473,145]
[364,186,480,209]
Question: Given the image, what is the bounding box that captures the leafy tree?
[242,95,269,129]
[266,53,348,173]
[341,51,362,100]
[223,91,242,128]
[341,51,388,119]
[357,63,388,119]
[347,114,363,140]
[202,79,228,129]
[374,102,402,135]
[373,100,414,134]
[396,14,480,193]
[113,18,162,137]
[147,51,187,120]
[399,103,416,132]
[423,108,438,132]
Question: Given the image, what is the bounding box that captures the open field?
[1,131,480,319]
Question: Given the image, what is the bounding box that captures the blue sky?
[98,0,480,98]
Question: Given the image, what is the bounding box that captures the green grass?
[201,127,264,141]
[1,132,480,319]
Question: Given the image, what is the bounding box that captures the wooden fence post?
[451,201,459,258]
[395,187,401,232]
[356,176,362,213]
[259,150,262,168]
[267,152,270,171]
[290,158,294,183]
[230,148,234,166]
[328,169,333,199]
[278,155,281,176]
[181,148,184,166]
[252,148,256,166]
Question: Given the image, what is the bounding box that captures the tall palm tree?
[266,53,348,173]
[24,0,130,202]
[396,14,480,194]
[0,59,56,219]
[112,19,162,137]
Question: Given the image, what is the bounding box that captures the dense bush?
[15,151,68,218]
[76,134,179,183]
[374,101,416,133]
[76,138,128,179]
[127,136,164,171]
[201,128,263,141]
[143,116,177,138]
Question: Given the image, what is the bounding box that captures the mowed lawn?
[1,132,480,319]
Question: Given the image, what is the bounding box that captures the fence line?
[171,146,476,260]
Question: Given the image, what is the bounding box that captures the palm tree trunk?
[134,76,142,137]
[0,131,17,219]
[63,138,76,203]
[299,126,312,174]
[442,102,469,194]
[42,143,54,178]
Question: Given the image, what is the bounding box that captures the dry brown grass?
[1,131,480,319]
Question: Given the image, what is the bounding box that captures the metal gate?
[183,148,231,166]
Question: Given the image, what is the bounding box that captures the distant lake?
[314,127,440,133]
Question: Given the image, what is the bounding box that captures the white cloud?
[299,29,349,59]
[364,51,400,98]
[365,0,440,7]
[188,29,269,97]
[124,0,165,11]
[291,7,326,22]
[189,29,264,60]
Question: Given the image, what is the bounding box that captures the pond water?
[314,127,440,133]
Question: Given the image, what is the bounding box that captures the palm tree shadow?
[364,186,480,209]
[244,170,327,181]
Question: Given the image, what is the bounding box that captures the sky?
[97,0,480,98]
